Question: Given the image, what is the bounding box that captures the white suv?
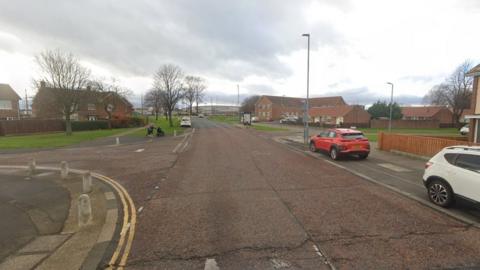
[423,146,480,207]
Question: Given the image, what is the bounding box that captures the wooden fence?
[378,132,479,157]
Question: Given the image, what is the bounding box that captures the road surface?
[128,118,480,269]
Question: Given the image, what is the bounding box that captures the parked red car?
[309,128,370,160]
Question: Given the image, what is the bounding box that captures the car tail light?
[425,162,433,169]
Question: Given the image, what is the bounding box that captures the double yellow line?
[93,173,136,270]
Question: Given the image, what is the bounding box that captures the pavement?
[0,167,121,270]
[2,118,480,269]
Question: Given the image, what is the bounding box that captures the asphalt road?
[128,118,480,269]
[0,169,69,262]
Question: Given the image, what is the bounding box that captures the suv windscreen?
[341,133,365,140]
[455,154,480,172]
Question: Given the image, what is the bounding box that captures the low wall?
[371,119,439,129]
[378,132,479,157]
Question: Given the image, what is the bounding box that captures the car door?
[314,131,327,150]
[324,131,337,151]
[452,154,480,202]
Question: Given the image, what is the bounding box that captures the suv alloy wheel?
[427,179,453,207]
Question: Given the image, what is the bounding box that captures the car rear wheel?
[427,179,453,207]
[309,142,317,152]
[329,147,339,160]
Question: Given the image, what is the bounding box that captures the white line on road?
[204,258,220,270]
[137,206,144,213]
[134,148,145,153]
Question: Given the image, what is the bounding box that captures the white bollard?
[78,194,92,226]
[60,161,69,180]
[116,137,120,145]
[82,171,92,193]
[28,158,36,175]
[174,130,177,137]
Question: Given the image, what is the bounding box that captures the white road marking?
[204,258,220,270]
[137,206,144,213]
[377,163,411,172]
[34,172,55,177]
[134,148,145,153]
[271,258,291,268]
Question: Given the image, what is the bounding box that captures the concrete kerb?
[0,164,133,269]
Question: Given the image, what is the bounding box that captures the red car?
[309,128,370,160]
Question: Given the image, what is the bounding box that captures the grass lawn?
[252,124,288,132]
[0,128,132,149]
[358,128,461,142]
[208,115,240,124]
[128,116,184,137]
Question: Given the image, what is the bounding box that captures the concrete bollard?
[82,171,92,193]
[60,161,69,179]
[174,130,177,137]
[28,158,36,175]
[116,137,120,145]
[78,194,92,226]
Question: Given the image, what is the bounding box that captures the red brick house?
[466,64,480,143]
[255,95,346,121]
[401,106,453,127]
[0,84,21,120]
[309,105,371,127]
[32,84,133,121]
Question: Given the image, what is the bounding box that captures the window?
[88,115,97,121]
[455,154,480,172]
[342,133,365,140]
[0,100,12,110]
[328,131,336,138]
[87,103,96,111]
[444,153,457,165]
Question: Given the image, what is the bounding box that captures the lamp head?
[386,82,393,85]
[302,33,310,37]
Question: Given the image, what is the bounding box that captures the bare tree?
[184,76,206,115]
[89,77,132,128]
[424,61,473,126]
[144,88,163,120]
[153,64,184,127]
[240,95,260,113]
[35,49,91,135]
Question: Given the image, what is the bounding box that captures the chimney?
[40,81,46,88]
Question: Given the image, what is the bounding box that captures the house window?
[0,100,12,110]
[88,115,97,121]
[87,103,96,111]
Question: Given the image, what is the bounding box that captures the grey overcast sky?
[0,0,479,105]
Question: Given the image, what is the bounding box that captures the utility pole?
[237,84,240,122]
[387,82,394,132]
[25,89,29,118]
[302,33,311,144]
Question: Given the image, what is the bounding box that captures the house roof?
[401,106,448,118]
[257,95,346,107]
[309,105,358,117]
[36,87,133,107]
[466,64,480,77]
[0,84,21,100]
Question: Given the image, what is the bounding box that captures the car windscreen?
[341,133,365,140]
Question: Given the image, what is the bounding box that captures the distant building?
[309,105,371,127]
[466,64,480,143]
[197,105,239,115]
[401,106,453,126]
[255,95,347,121]
[32,82,133,121]
[0,84,21,120]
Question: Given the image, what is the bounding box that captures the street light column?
[302,33,310,144]
[387,82,394,132]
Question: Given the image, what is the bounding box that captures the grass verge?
[0,128,132,149]
[358,128,460,142]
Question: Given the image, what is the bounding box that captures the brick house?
[401,106,454,127]
[32,84,133,121]
[466,64,480,143]
[255,95,346,121]
[309,105,371,127]
[0,84,21,120]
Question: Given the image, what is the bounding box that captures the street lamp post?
[302,33,310,144]
[387,82,394,132]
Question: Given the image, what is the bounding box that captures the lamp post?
[386,82,394,132]
[302,33,310,144]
